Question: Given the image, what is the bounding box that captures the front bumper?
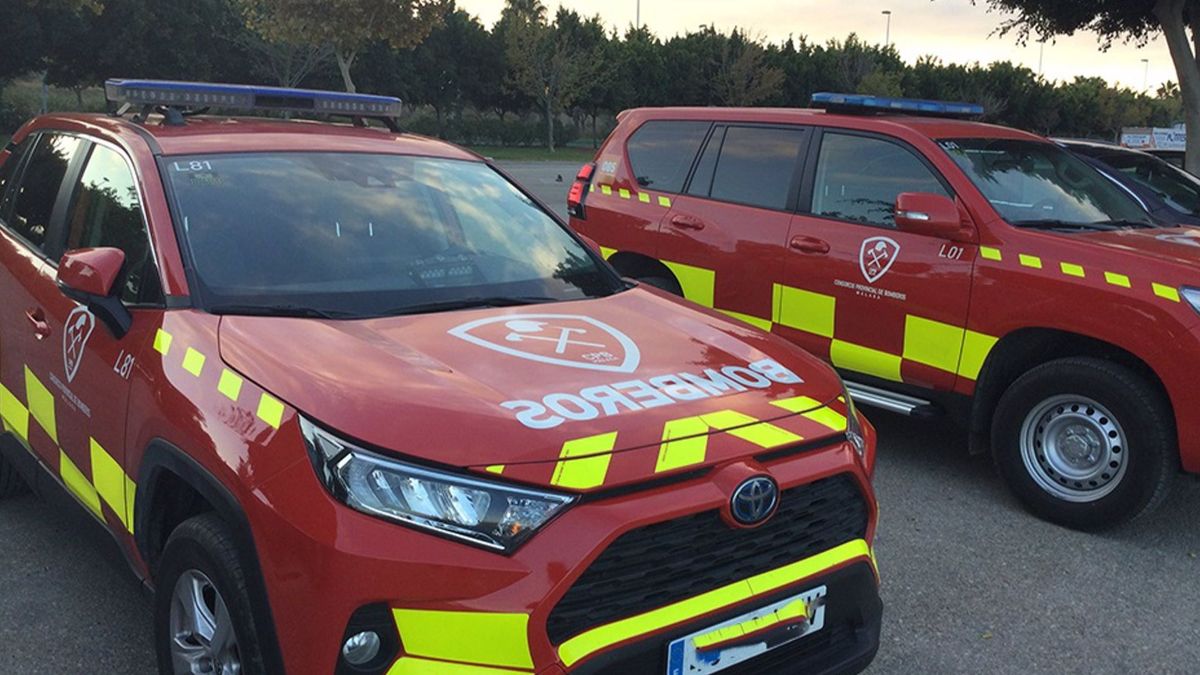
[250,435,879,674]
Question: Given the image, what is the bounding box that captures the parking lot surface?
[3,162,1200,674]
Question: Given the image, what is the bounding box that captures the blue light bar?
[811,92,983,118]
[105,79,403,117]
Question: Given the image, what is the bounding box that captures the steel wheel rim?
[169,569,242,675]
[1019,394,1128,503]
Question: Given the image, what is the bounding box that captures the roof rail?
[811,92,983,119]
[104,79,404,131]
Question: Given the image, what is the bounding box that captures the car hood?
[1073,226,1200,265]
[218,289,848,490]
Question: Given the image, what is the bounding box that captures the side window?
[626,120,710,193]
[812,132,949,228]
[686,126,724,197]
[708,126,807,210]
[9,134,83,251]
[65,144,161,304]
[0,139,28,218]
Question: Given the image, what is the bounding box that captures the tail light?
[567,162,595,220]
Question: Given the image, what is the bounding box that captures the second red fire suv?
[571,93,1200,531]
[0,81,881,674]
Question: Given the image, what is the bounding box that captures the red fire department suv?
[0,81,881,675]
[570,93,1200,531]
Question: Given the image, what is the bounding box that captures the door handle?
[25,307,50,340]
[669,214,706,231]
[789,235,830,254]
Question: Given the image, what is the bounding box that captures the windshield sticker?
[860,236,900,283]
[449,314,640,373]
[63,306,96,383]
[500,358,805,429]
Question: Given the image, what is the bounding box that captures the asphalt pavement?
[3,161,1200,673]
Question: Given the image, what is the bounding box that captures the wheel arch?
[969,327,1172,454]
[135,439,287,674]
[607,251,677,284]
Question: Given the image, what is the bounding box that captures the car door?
[777,129,976,391]
[659,124,810,329]
[14,135,160,533]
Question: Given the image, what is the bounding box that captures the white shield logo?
[1157,231,1200,248]
[860,236,901,283]
[63,306,96,383]
[449,313,641,373]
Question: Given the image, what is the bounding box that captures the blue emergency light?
[105,79,404,118]
[811,92,983,118]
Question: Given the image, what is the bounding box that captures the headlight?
[301,417,574,553]
[841,380,867,459]
[1182,287,1200,316]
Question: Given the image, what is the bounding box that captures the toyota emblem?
[730,476,779,526]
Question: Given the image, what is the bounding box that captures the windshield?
[164,152,618,316]
[938,138,1151,227]
[1092,150,1200,217]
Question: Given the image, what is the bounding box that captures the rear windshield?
[939,138,1150,227]
[164,153,618,316]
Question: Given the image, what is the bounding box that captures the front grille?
[546,473,868,645]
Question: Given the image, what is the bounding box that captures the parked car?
[0,80,882,675]
[570,92,1200,531]
[1056,138,1200,227]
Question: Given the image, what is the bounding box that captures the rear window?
[9,133,84,251]
[708,126,807,211]
[626,120,709,193]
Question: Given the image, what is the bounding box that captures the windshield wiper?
[377,295,559,317]
[1088,219,1157,229]
[208,303,356,320]
[1011,219,1145,231]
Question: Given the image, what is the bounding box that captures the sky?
[455,0,1174,93]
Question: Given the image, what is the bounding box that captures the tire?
[991,357,1176,531]
[155,513,269,675]
[0,454,29,498]
[636,275,683,296]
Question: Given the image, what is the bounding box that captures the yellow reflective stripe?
[618,188,631,199]
[1059,262,1085,278]
[662,260,715,307]
[551,432,616,489]
[60,450,102,518]
[830,340,901,382]
[1018,254,1042,269]
[655,416,710,473]
[958,330,998,381]
[598,246,616,260]
[256,393,284,429]
[638,192,651,203]
[484,464,505,474]
[558,539,872,667]
[600,185,612,196]
[217,369,244,402]
[773,284,835,338]
[90,438,130,532]
[24,366,57,444]
[1153,283,1180,302]
[979,246,1002,261]
[1104,271,1131,288]
[125,475,137,533]
[0,382,29,443]
[902,315,963,374]
[771,396,847,432]
[692,598,808,649]
[153,328,173,355]
[182,347,206,377]
[386,658,530,675]
[702,410,802,448]
[716,309,772,332]
[658,195,672,208]
[392,610,533,670]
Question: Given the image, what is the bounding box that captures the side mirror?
[894,192,962,238]
[57,247,132,338]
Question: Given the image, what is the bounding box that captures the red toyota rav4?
[0,81,881,674]
[570,93,1200,531]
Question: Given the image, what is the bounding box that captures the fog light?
[342,631,381,666]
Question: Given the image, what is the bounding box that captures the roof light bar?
[811,92,984,118]
[105,79,404,117]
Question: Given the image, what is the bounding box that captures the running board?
[845,382,940,417]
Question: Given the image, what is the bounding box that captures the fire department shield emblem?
[448,314,640,373]
[859,236,900,283]
[63,305,96,383]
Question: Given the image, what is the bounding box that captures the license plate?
[665,586,827,675]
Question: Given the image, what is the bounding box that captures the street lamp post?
[636,0,640,28]
[882,10,892,48]
[1142,58,1150,92]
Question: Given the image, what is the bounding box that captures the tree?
[502,1,598,151]
[237,0,450,92]
[984,0,1200,172]
[712,32,784,106]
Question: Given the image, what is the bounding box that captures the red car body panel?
[573,107,1200,474]
[0,112,880,674]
